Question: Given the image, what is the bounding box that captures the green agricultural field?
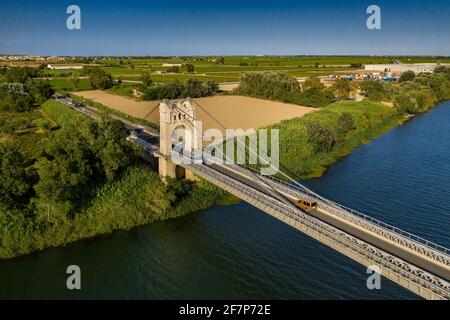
[40,69,83,77]
[75,56,395,85]
[119,73,240,83]
[44,55,450,91]
[48,78,91,91]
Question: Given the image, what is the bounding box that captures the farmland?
[72,90,315,133]
[30,55,450,90]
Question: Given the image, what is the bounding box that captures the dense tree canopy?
[142,78,219,100]
[234,73,336,108]
[26,114,132,222]
[305,121,336,153]
[235,72,299,100]
[332,78,352,99]
[0,144,33,209]
[359,81,387,102]
[393,68,450,114]
[185,64,195,73]
[140,71,153,88]
[88,68,114,89]
[4,67,39,83]
[0,78,53,112]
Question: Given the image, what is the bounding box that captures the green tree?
[298,86,334,108]
[25,79,54,104]
[302,78,325,91]
[335,112,356,141]
[235,72,299,100]
[394,93,416,114]
[0,144,33,208]
[33,114,134,222]
[434,66,450,80]
[140,71,153,88]
[359,81,386,102]
[88,68,114,89]
[305,121,336,153]
[183,78,208,98]
[0,83,34,112]
[412,89,437,112]
[95,116,131,181]
[4,67,38,83]
[69,77,80,89]
[142,79,217,100]
[428,73,450,101]
[185,64,195,73]
[332,78,352,100]
[205,81,219,95]
[399,70,416,83]
[166,66,180,73]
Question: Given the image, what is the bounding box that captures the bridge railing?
[187,162,449,299]
[225,163,450,258]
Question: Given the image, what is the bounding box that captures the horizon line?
[1,53,449,58]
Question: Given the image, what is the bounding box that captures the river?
[1,101,449,299]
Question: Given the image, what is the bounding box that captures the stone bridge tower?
[158,98,199,181]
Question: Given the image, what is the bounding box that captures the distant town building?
[364,63,449,74]
[0,55,45,61]
[47,64,84,70]
[162,63,183,67]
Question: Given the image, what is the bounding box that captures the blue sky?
[0,0,449,56]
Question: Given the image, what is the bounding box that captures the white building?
[162,63,183,67]
[47,64,84,70]
[364,63,449,74]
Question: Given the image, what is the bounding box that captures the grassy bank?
[48,78,91,92]
[41,99,88,126]
[265,100,406,179]
[0,100,227,260]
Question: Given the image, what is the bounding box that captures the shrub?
[399,70,415,83]
[305,121,336,153]
[359,81,387,102]
[88,68,114,89]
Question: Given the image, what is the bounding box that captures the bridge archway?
[158,98,199,180]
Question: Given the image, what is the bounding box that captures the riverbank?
[0,100,229,260]
[266,100,408,179]
[0,161,228,260]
